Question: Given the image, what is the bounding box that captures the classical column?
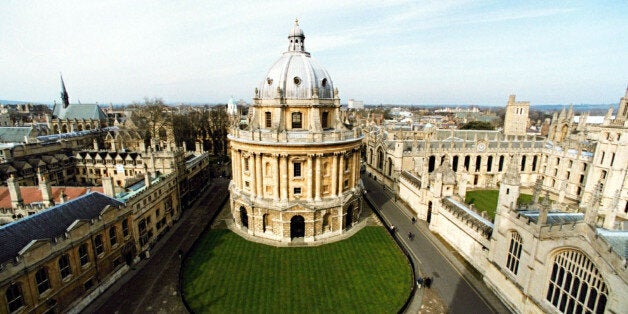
[280,154,288,201]
[338,153,345,195]
[307,154,313,200]
[250,153,257,198]
[273,154,280,201]
[315,154,322,200]
[256,153,263,198]
[331,153,338,197]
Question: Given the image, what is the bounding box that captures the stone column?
[250,153,257,198]
[256,153,263,198]
[307,154,313,200]
[338,153,345,195]
[273,154,280,201]
[331,153,338,197]
[315,154,322,200]
[280,154,288,201]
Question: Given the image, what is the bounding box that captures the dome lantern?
[288,18,305,53]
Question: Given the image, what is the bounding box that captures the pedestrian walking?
[424,277,432,288]
[416,277,424,288]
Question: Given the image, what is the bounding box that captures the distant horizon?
[1,2,626,105]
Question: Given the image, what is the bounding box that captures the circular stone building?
[228,20,363,243]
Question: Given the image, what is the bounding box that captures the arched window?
[428,155,435,173]
[58,254,72,279]
[35,267,51,295]
[546,250,608,313]
[79,243,90,266]
[265,162,272,176]
[452,155,459,172]
[321,111,329,129]
[387,157,393,176]
[265,111,272,127]
[506,232,522,275]
[487,156,493,172]
[521,155,527,171]
[291,112,302,128]
[95,235,104,256]
[5,283,24,312]
[377,149,384,170]
[122,219,129,237]
[498,155,505,172]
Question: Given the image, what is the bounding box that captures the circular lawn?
[182,226,411,313]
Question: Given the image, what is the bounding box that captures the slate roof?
[596,229,628,259]
[518,210,584,224]
[0,127,36,143]
[52,103,107,121]
[0,192,123,264]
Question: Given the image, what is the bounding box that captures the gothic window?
[498,155,505,172]
[5,283,24,313]
[58,254,72,279]
[506,232,522,275]
[452,155,459,172]
[532,155,538,171]
[546,250,608,314]
[293,162,302,177]
[79,243,90,266]
[520,155,527,171]
[387,157,393,176]
[265,112,272,127]
[377,149,384,170]
[35,267,51,295]
[109,226,117,246]
[428,155,435,173]
[291,112,302,129]
[322,111,329,129]
[475,156,481,172]
[95,235,104,256]
[464,155,470,171]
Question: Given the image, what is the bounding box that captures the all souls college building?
[228,21,364,242]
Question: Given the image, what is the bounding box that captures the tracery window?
[546,250,608,314]
[5,283,24,313]
[35,267,51,295]
[506,232,522,274]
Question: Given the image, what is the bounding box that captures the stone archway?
[239,206,248,229]
[290,215,305,239]
[345,206,353,229]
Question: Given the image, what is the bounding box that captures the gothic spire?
[60,74,70,108]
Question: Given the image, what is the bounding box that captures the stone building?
[503,94,530,136]
[47,77,109,134]
[228,21,363,242]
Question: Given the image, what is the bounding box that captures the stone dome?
[257,20,335,100]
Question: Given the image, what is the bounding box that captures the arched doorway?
[345,206,353,229]
[427,201,432,224]
[290,215,305,239]
[239,206,248,229]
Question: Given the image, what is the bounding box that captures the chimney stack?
[7,175,23,209]
[102,175,115,197]
[38,171,54,207]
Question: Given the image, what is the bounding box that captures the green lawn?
[465,190,533,220]
[183,227,411,313]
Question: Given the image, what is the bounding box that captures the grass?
[183,227,411,314]
[465,190,533,220]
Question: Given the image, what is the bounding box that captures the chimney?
[38,172,54,207]
[102,175,115,197]
[7,175,23,209]
[145,171,152,188]
[59,190,67,203]
[537,192,550,226]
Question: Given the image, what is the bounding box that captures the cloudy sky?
[1,1,626,105]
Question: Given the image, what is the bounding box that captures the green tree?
[460,121,495,130]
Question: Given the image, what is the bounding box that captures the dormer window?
[293,76,301,86]
[267,78,273,85]
[292,112,302,129]
[321,78,327,87]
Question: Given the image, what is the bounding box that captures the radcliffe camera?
[0,3,626,314]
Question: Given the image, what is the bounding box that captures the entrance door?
[239,206,248,228]
[290,215,305,239]
[427,201,432,224]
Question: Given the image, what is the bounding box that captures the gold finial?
[295,18,299,26]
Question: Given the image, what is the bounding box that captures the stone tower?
[503,95,529,136]
[228,20,363,243]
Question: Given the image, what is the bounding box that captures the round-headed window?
[293,77,301,86]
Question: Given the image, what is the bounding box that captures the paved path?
[363,176,510,314]
[81,178,230,314]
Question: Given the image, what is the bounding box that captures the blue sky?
[1,1,626,105]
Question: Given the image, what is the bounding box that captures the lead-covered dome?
[257,20,335,100]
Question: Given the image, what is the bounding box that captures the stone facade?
[228,21,363,243]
